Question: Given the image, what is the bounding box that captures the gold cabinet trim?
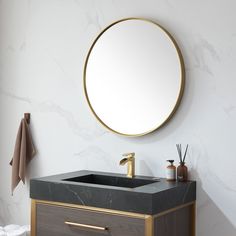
[31,199,195,236]
[145,215,154,236]
[33,199,150,219]
[153,201,195,218]
[31,200,36,236]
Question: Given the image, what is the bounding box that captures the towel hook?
[24,113,30,124]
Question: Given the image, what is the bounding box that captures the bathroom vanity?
[30,170,196,236]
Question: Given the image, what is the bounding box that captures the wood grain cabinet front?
[33,201,150,236]
[32,200,195,236]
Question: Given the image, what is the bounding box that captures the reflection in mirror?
[84,18,184,136]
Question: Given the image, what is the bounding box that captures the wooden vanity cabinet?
[31,200,195,236]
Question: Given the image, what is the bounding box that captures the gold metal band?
[31,199,195,236]
[153,201,195,218]
[83,17,185,137]
[34,199,150,219]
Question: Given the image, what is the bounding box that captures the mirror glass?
[84,18,184,136]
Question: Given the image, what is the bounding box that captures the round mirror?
[84,18,184,136]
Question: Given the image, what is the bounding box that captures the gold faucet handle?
[122,152,135,159]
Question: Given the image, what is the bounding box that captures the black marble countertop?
[30,170,196,215]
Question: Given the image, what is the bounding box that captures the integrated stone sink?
[30,170,196,215]
[63,174,157,188]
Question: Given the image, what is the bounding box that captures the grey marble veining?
[30,170,196,215]
[0,87,106,140]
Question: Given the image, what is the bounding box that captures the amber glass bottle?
[177,162,188,182]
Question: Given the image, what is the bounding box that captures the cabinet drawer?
[36,202,147,236]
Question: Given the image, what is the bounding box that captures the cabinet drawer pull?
[65,221,108,231]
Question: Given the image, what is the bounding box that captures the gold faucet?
[119,153,135,178]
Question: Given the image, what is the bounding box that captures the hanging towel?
[10,118,36,194]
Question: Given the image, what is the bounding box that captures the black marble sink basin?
[63,174,156,188]
[30,170,196,215]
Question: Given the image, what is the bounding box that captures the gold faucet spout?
[119,153,135,178]
[119,158,129,165]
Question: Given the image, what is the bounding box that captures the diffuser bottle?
[176,144,189,182]
[177,162,188,182]
[166,160,176,181]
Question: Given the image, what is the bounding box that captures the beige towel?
[10,118,36,194]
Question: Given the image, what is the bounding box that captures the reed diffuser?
[176,144,189,182]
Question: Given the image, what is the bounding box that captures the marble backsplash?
[0,0,236,235]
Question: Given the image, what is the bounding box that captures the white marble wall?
[0,0,236,235]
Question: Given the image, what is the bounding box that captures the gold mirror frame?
[83,18,185,137]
